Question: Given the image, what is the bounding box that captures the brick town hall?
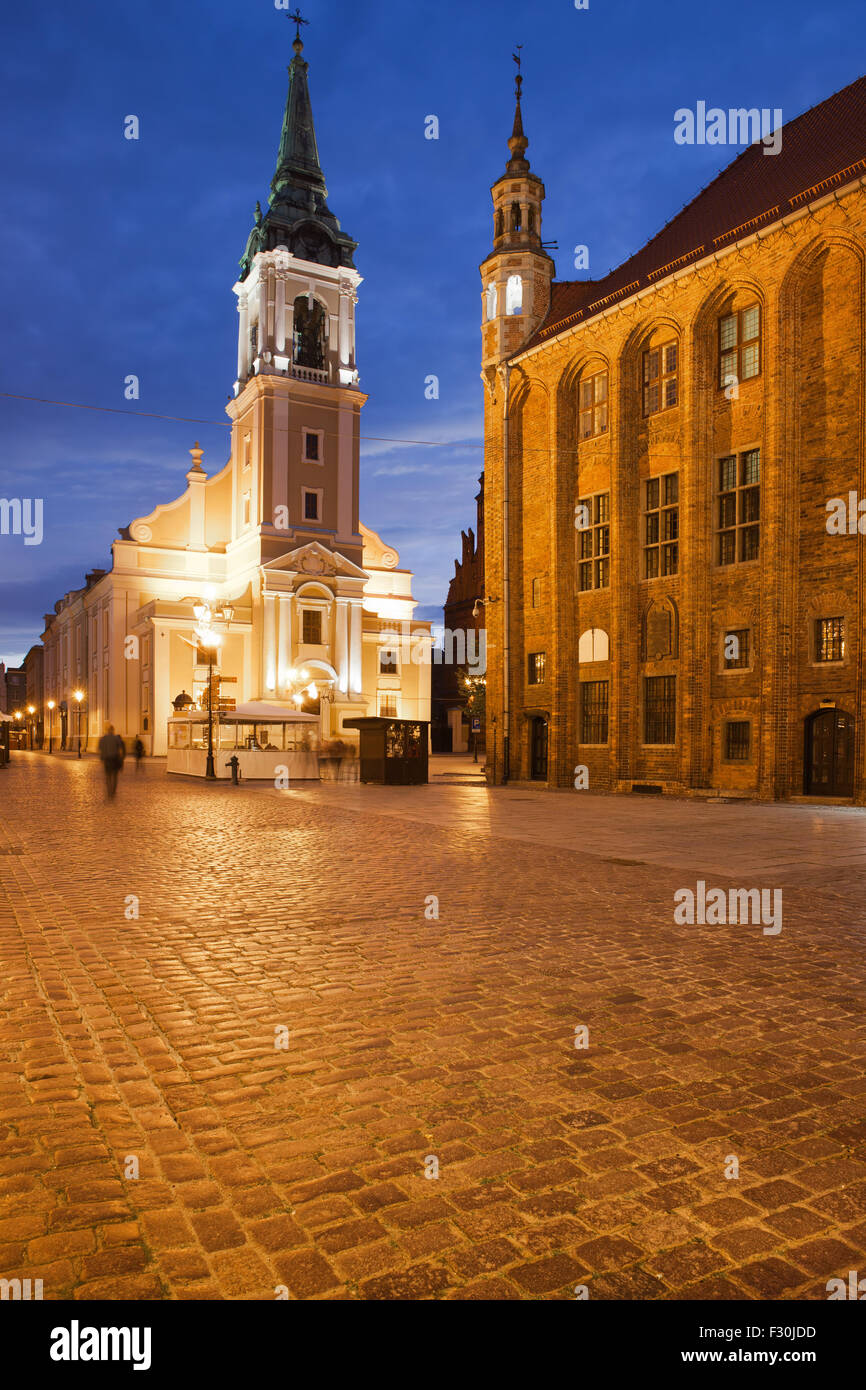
[480,70,866,801]
[41,29,431,760]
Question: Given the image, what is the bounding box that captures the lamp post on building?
[13,710,22,750]
[27,705,35,749]
[47,700,55,754]
[73,689,84,757]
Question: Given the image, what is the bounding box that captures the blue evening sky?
[0,0,861,664]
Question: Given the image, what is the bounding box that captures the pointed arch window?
[510,202,522,232]
[293,296,328,370]
[506,275,523,316]
[486,283,498,321]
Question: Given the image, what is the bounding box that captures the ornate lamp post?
[26,705,35,749]
[73,689,84,757]
[189,601,234,780]
[47,699,55,753]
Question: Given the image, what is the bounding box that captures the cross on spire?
[512,44,523,101]
[288,8,309,43]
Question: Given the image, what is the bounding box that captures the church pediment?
[262,541,368,581]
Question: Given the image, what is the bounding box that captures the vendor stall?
[343,717,428,785]
[166,702,320,780]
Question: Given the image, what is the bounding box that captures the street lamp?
[27,705,35,749]
[47,700,55,753]
[73,689,84,757]
[197,629,222,779]
[186,599,234,780]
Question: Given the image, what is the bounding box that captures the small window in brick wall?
[528,652,546,685]
[725,720,751,761]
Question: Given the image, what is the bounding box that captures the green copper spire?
[271,30,326,199]
[238,17,357,280]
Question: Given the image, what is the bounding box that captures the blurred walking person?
[98,724,126,799]
[133,736,145,773]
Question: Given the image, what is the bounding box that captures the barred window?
[725,720,750,761]
[379,648,398,674]
[717,449,760,564]
[816,617,845,663]
[644,675,676,745]
[581,680,609,744]
[579,370,609,440]
[723,629,750,669]
[528,651,546,685]
[719,304,761,390]
[302,610,322,644]
[644,472,679,577]
[642,341,678,417]
[577,492,610,591]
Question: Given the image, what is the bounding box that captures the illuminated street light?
[73,689,84,758]
[47,699,56,753]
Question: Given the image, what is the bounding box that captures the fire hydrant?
[225,755,241,784]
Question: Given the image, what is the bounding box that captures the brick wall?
[483,180,866,801]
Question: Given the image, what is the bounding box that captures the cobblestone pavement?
[1,752,865,1301]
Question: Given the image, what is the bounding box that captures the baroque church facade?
[481,71,866,800]
[41,31,431,756]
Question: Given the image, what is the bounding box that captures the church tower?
[480,62,554,376]
[227,20,365,573]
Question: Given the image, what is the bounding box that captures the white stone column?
[275,277,286,354]
[335,599,349,693]
[349,602,362,694]
[267,267,276,345]
[339,293,349,366]
[262,593,277,694]
[258,275,268,357]
[152,624,171,756]
[237,297,248,379]
[277,594,291,690]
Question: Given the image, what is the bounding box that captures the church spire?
[238,12,357,280]
[271,14,327,201]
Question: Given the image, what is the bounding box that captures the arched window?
[486,283,497,321]
[511,201,522,232]
[293,295,328,370]
[506,275,523,316]
[578,628,609,662]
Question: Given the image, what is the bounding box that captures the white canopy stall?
[166,702,320,780]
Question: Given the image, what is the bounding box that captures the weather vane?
[288,8,309,43]
[512,44,523,100]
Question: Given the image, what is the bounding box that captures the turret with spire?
[480,51,554,373]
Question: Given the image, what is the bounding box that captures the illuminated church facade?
[41,30,431,756]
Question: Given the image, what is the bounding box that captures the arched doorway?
[805,708,855,797]
[530,716,548,781]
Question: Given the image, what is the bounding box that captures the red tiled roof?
[520,73,866,354]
